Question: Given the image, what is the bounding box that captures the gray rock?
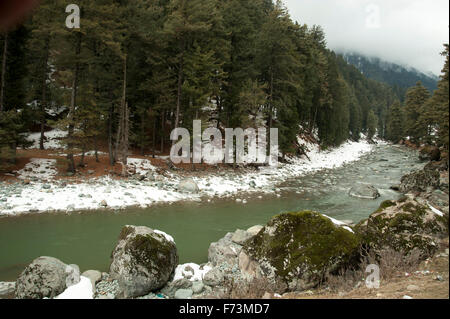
[192,281,204,294]
[399,169,440,193]
[0,282,15,297]
[203,268,225,287]
[15,256,69,299]
[174,288,193,299]
[82,270,102,289]
[231,229,253,245]
[160,278,192,298]
[246,225,264,237]
[177,178,200,194]
[109,225,178,298]
[208,233,242,267]
[349,184,380,200]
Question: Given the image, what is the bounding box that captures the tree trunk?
[0,32,8,113]
[108,103,114,166]
[67,32,81,173]
[174,42,185,130]
[160,110,165,153]
[115,55,129,177]
[39,36,50,150]
[94,135,99,163]
[152,113,156,159]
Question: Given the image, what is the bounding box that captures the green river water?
[0,145,424,281]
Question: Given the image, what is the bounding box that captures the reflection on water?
[0,145,424,281]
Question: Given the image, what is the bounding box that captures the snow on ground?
[173,263,212,282]
[26,129,66,149]
[0,139,375,216]
[15,158,58,181]
[54,276,93,299]
[127,158,157,175]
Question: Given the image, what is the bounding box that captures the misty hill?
[340,52,439,99]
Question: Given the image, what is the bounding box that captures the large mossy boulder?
[355,198,449,259]
[240,211,360,292]
[15,256,69,299]
[109,225,178,298]
[399,169,440,193]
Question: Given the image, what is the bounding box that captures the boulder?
[240,211,360,292]
[399,170,440,193]
[160,278,192,298]
[177,178,200,194]
[247,225,264,237]
[0,282,15,297]
[174,288,193,299]
[15,256,69,299]
[349,184,380,200]
[208,232,243,267]
[231,230,253,245]
[203,267,225,287]
[109,225,178,298]
[192,281,204,294]
[419,146,441,162]
[355,198,449,259]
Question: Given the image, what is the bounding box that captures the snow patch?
[54,276,93,299]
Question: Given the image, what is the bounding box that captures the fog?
[283,0,449,75]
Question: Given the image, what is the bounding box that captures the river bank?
[0,135,375,217]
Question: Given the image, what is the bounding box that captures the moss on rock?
[355,199,448,259]
[242,211,360,291]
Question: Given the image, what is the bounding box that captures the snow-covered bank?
[0,139,375,216]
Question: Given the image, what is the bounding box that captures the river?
[0,144,424,281]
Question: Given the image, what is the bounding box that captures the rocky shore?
[1,146,448,300]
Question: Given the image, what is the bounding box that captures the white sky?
[283,0,449,75]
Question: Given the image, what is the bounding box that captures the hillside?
[340,52,439,99]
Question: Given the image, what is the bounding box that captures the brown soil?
[283,251,449,300]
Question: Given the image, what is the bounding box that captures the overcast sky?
[283,0,449,75]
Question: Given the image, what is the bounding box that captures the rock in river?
[177,178,200,194]
[15,256,70,299]
[349,184,380,200]
[109,225,178,298]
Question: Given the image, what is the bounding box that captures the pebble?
[406,285,419,291]
[403,295,413,299]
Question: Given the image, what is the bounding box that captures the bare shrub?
[324,247,422,293]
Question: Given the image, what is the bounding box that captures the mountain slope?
[340,52,439,99]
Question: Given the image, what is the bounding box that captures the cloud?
[283,0,449,75]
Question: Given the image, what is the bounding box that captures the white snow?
[54,276,93,299]
[26,129,66,149]
[16,158,58,180]
[173,263,212,282]
[154,230,175,243]
[127,158,157,174]
[0,139,375,216]
[323,214,355,233]
[428,204,444,217]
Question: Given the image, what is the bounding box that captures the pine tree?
[367,109,378,140]
[404,81,430,144]
[386,100,405,143]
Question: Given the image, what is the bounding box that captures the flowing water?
[0,144,425,281]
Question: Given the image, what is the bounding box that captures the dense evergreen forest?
[0,0,448,173]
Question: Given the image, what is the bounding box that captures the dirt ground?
[283,251,449,300]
